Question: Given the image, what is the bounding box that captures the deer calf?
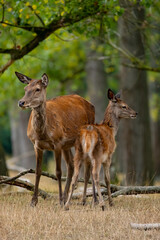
[16,72,95,207]
[64,89,137,210]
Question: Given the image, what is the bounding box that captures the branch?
[110,185,160,198]
[130,223,160,230]
[0,175,50,199]
[0,48,19,54]
[28,5,45,27]
[1,169,159,202]
[107,32,160,72]
[0,169,58,184]
[1,3,4,22]
[122,63,160,72]
[0,59,15,75]
[54,32,78,42]
[0,169,111,188]
[0,4,106,75]
[107,33,142,65]
[0,21,47,33]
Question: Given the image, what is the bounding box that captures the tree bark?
[0,144,8,176]
[86,40,107,123]
[130,223,160,230]
[1,170,160,200]
[118,0,153,185]
[0,175,50,199]
[150,80,160,177]
[9,105,35,169]
[152,120,160,176]
[85,40,107,180]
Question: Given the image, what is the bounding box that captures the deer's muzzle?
[18,100,25,108]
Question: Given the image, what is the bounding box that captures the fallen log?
[1,169,160,199]
[0,168,120,192]
[110,186,160,198]
[0,169,57,184]
[0,176,51,199]
[130,223,160,230]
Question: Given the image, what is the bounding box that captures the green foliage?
[1,0,160,156]
[0,0,122,107]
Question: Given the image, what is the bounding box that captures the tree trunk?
[149,31,160,177]
[9,104,35,169]
[0,143,8,176]
[86,40,107,123]
[85,40,107,180]
[118,0,153,185]
[150,80,160,176]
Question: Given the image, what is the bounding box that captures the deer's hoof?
[64,204,69,211]
[109,201,114,207]
[30,197,38,207]
[99,201,105,211]
[82,199,86,206]
[102,205,105,211]
[60,200,64,208]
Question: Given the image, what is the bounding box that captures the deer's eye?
[122,106,126,109]
[36,88,40,92]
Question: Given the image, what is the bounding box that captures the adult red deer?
[15,72,95,207]
[64,89,137,210]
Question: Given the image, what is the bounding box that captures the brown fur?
[16,72,95,206]
[65,89,137,210]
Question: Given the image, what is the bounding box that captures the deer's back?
[46,94,95,135]
[28,94,95,149]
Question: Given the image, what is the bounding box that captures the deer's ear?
[15,72,31,84]
[41,73,49,87]
[115,91,121,99]
[108,89,116,101]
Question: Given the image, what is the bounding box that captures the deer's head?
[108,89,137,119]
[15,72,49,109]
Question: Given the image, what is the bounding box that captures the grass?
[0,178,160,240]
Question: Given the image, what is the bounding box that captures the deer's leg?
[31,148,43,207]
[62,149,74,204]
[82,161,91,205]
[55,149,63,206]
[91,171,98,205]
[103,160,113,206]
[92,160,105,210]
[64,151,82,210]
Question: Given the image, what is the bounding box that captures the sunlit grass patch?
[0,190,160,240]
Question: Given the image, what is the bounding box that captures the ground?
[0,178,160,240]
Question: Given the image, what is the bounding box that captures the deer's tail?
[81,125,98,156]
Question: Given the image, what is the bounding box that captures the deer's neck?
[32,102,47,138]
[103,103,120,136]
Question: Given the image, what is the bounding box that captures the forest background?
[0,0,160,186]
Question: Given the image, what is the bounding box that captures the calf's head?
[108,89,138,119]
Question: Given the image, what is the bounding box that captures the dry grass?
[0,182,160,240]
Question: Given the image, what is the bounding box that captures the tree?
[86,40,107,123]
[9,105,35,169]
[0,143,8,176]
[0,0,108,74]
[0,0,159,184]
[118,0,153,185]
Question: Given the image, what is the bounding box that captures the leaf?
[32,4,37,10]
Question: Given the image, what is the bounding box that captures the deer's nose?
[18,100,25,107]
[136,112,138,116]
